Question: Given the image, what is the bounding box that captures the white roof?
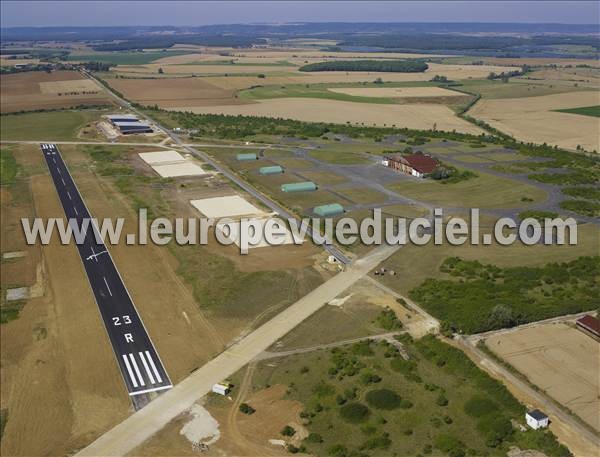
[138,150,185,165]
[190,195,265,219]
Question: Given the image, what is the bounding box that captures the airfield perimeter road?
[40,143,172,401]
[75,242,401,456]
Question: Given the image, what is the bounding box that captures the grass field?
[309,147,372,165]
[386,170,547,209]
[63,50,193,65]
[0,110,102,141]
[555,105,600,118]
[239,335,569,457]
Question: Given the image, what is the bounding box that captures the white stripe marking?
[61,177,66,185]
[129,353,145,387]
[102,276,112,296]
[57,168,61,175]
[73,206,78,216]
[139,352,156,384]
[128,384,172,396]
[67,191,72,200]
[145,351,163,383]
[52,158,56,164]
[122,354,138,388]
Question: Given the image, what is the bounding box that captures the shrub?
[360,371,382,385]
[327,444,349,457]
[340,402,371,423]
[312,380,336,397]
[305,432,323,443]
[365,389,402,410]
[376,307,403,330]
[359,433,392,450]
[281,425,296,437]
[434,434,466,457]
[436,394,449,407]
[464,396,498,417]
[239,403,255,415]
[477,415,513,447]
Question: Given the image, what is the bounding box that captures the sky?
[1,1,598,27]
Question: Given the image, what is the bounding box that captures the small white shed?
[526,409,549,429]
[212,382,231,396]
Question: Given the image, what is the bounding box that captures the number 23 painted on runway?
[112,315,132,326]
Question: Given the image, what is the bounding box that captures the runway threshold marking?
[128,353,146,387]
[122,354,139,388]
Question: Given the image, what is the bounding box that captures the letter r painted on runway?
[125,333,134,343]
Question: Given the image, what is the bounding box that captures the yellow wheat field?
[165,97,484,134]
[469,91,600,151]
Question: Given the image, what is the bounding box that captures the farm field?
[107,77,243,107]
[165,98,483,133]
[485,322,600,432]
[0,110,103,140]
[555,105,600,118]
[469,91,600,151]
[62,50,193,65]
[0,70,111,113]
[328,86,465,98]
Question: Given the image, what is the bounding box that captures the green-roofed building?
[281,181,317,193]
[314,203,345,217]
[259,165,284,175]
[237,152,258,161]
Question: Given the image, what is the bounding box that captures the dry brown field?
[107,77,245,107]
[0,71,111,113]
[469,91,600,151]
[165,97,484,134]
[0,57,41,66]
[485,322,599,432]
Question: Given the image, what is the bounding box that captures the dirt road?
[75,243,401,456]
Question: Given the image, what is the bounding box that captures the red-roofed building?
[576,315,600,338]
[384,153,439,178]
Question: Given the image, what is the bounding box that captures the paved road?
[75,242,400,456]
[40,143,172,399]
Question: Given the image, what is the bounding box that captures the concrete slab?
[138,150,185,165]
[190,195,265,219]
[152,162,206,177]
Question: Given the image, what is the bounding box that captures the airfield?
[1,41,599,457]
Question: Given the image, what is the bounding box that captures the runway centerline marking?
[61,177,66,185]
[73,206,79,216]
[103,276,113,297]
[67,191,72,200]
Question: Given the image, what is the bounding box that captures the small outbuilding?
[576,314,600,338]
[281,181,317,193]
[212,382,232,396]
[526,410,549,430]
[237,153,258,161]
[314,203,345,217]
[259,165,284,175]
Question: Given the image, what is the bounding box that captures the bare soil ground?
[469,91,600,151]
[485,322,600,432]
[107,77,245,107]
[165,98,483,134]
[0,71,111,113]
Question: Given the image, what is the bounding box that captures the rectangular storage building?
[237,153,258,161]
[259,165,284,175]
[314,203,344,217]
[281,181,317,193]
[107,114,140,123]
[113,121,153,134]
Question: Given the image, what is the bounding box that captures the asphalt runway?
[40,143,172,398]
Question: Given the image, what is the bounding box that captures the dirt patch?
[486,322,600,432]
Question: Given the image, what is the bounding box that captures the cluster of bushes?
[299,59,428,73]
[559,199,600,217]
[374,307,402,330]
[430,166,478,184]
[410,256,600,334]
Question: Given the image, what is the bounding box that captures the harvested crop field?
[165,98,483,134]
[107,77,244,107]
[485,322,599,432]
[327,86,465,98]
[469,91,600,151]
[0,71,111,113]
